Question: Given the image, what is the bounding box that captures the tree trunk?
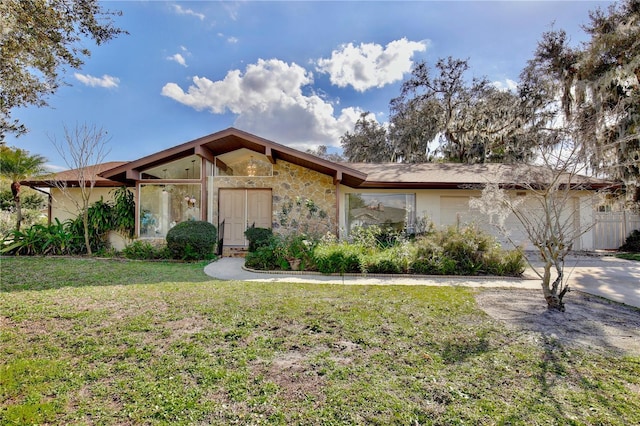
[11,181,22,231]
[83,209,92,255]
[541,262,567,312]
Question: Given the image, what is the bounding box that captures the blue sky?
[6,0,613,171]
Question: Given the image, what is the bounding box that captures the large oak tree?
[0,0,126,138]
[522,0,640,203]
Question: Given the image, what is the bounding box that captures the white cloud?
[161,59,361,147]
[167,53,188,67]
[218,33,239,44]
[74,73,120,88]
[173,4,205,20]
[492,79,518,92]
[316,38,428,92]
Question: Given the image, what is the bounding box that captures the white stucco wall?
[50,187,119,223]
[338,185,597,250]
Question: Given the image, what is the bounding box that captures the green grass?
[1,257,639,425]
[616,252,640,261]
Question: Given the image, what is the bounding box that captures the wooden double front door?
[219,189,272,246]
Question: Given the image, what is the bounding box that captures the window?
[139,184,201,238]
[214,150,273,177]
[141,155,201,180]
[346,193,416,234]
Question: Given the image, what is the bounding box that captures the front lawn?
[1,257,638,425]
[616,252,640,261]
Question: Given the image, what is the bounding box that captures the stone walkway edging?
[241,264,538,281]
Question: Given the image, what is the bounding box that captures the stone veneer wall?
[211,159,337,237]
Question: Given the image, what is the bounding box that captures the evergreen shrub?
[313,242,363,274]
[122,240,170,260]
[166,221,217,260]
[244,226,273,252]
[620,229,640,252]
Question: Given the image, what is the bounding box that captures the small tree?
[50,123,111,255]
[471,142,604,311]
[0,145,47,231]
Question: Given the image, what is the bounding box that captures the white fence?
[593,212,640,250]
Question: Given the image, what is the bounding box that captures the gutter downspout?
[335,184,340,238]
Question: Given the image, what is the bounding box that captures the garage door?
[440,195,522,247]
[440,196,474,228]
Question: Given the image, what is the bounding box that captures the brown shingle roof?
[21,161,129,188]
[344,162,614,189]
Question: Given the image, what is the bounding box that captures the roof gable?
[99,127,367,186]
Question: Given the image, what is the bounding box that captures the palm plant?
[0,146,47,231]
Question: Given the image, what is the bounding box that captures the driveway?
[558,255,640,308]
[204,255,640,308]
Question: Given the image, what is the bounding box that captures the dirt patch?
[475,289,640,356]
[261,349,328,404]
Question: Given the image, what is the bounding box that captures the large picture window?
[139,184,201,238]
[346,193,416,234]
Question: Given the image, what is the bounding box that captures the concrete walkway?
[204,255,640,308]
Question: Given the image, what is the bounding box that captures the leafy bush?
[244,233,318,271]
[620,229,640,252]
[111,186,135,238]
[361,251,402,274]
[67,197,114,253]
[1,219,81,255]
[166,220,217,260]
[122,240,170,260]
[359,243,414,274]
[243,224,524,277]
[313,242,363,274]
[350,224,403,250]
[245,235,288,270]
[484,248,526,276]
[283,234,318,270]
[244,226,273,252]
[409,226,524,276]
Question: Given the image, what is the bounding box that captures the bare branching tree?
[49,123,111,255]
[471,141,607,311]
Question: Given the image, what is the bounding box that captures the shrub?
[283,234,318,270]
[244,226,273,252]
[122,240,170,260]
[313,242,363,274]
[1,219,80,256]
[410,237,441,274]
[361,251,402,274]
[620,229,640,252]
[67,197,114,253]
[245,235,288,270]
[409,226,524,276]
[484,248,526,276]
[166,221,217,260]
[350,225,403,250]
[111,186,135,238]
